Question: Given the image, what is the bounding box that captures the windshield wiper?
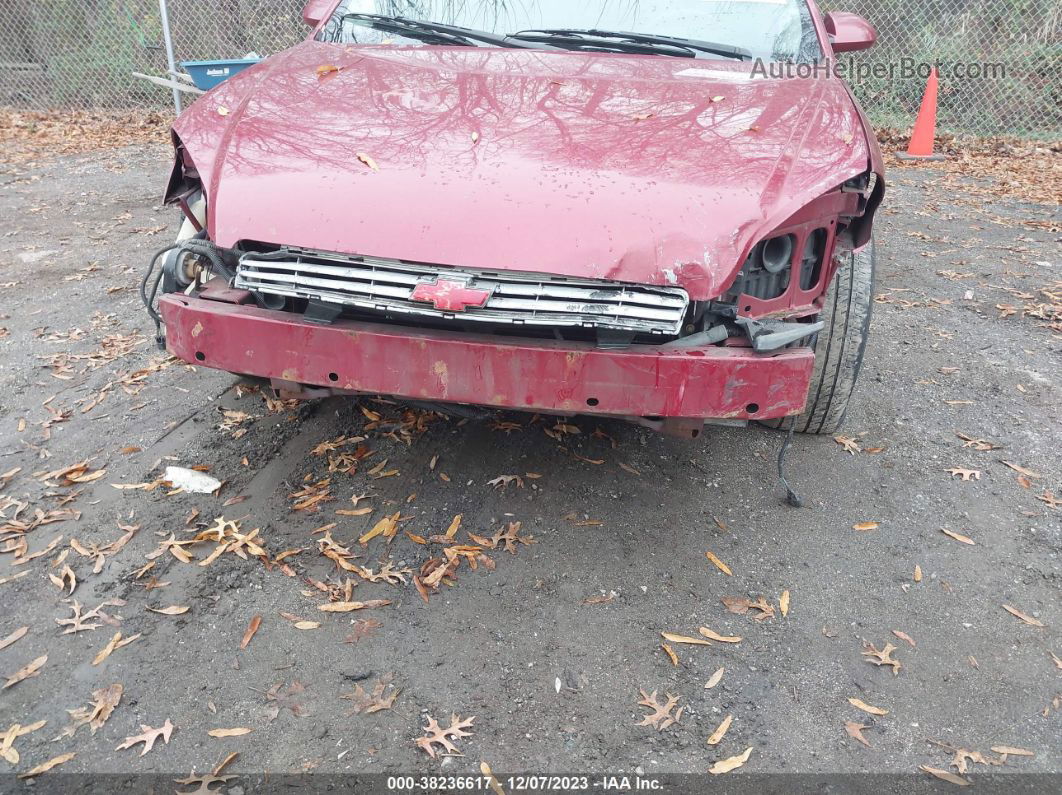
[508,29,752,61]
[341,14,551,50]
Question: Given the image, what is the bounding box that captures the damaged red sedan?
[146,0,884,438]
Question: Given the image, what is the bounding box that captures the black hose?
[777,416,804,508]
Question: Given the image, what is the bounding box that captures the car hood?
[175,43,875,300]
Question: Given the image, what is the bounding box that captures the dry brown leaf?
[699,627,742,643]
[356,152,379,172]
[660,632,711,646]
[848,697,888,716]
[852,521,879,531]
[635,690,683,730]
[115,719,174,756]
[1002,604,1044,627]
[0,719,47,764]
[3,655,46,690]
[660,643,679,666]
[704,667,724,689]
[919,765,971,786]
[705,550,732,576]
[779,589,790,617]
[17,752,75,779]
[862,641,902,675]
[57,683,122,738]
[0,626,28,652]
[148,605,189,616]
[316,63,341,77]
[991,745,1034,757]
[208,728,252,738]
[845,721,872,748]
[92,632,141,665]
[722,595,775,621]
[892,629,917,647]
[293,621,321,630]
[945,467,981,481]
[480,761,504,795]
[240,615,262,649]
[344,618,383,644]
[706,714,732,746]
[47,564,77,595]
[1000,461,1039,478]
[941,527,975,545]
[342,674,399,714]
[318,600,391,613]
[359,512,399,545]
[709,747,752,775]
[415,713,475,758]
[914,564,923,582]
[444,514,462,539]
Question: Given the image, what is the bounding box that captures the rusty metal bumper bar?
[160,293,814,421]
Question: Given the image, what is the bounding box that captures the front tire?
[771,236,875,434]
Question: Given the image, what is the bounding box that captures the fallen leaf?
[705,550,732,576]
[706,714,732,745]
[845,721,872,748]
[892,630,917,647]
[148,605,189,615]
[1000,461,1040,478]
[945,467,981,481]
[17,752,75,779]
[359,512,399,545]
[636,690,683,730]
[835,435,861,454]
[208,728,252,738]
[1002,604,1044,627]
[56,683,122,738]
[660,644,679,666]
[704,667,724,689]
[115,719,174,756]
[356,152,379,172]
[660,632,711,646]
[92,632,141,665]
[240,615,262,649]
[0,626,28,652]
[991,745,1034,757]
[414,713,475,758]
[318,600,391,612]
[914,565,923,582]
[698,627,742,643]
[919,765,971,786]
[853,521,879,531]
[862,641,902,675]
[293,621,321,630]
[848,697,888,716]
[779,590,790,617]
[316,63,341,77]
[3,655,46,690]
[940,528,975,545]
[217,106,229,116]
[709,747,753,775]
[722,596,775,621]
[480,761,504,795]
[342,674,400,714]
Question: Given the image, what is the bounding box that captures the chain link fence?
[1,0,1059,137]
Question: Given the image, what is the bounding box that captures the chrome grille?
[234,248,689,336]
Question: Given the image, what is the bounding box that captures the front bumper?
[160,293,814,421]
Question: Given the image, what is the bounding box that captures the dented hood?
[175,42,874,300]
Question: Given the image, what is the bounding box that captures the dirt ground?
[0,135,1059,794]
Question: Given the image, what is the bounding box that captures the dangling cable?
[777,416,803,508]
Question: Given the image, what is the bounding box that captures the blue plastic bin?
[180,59,261,91]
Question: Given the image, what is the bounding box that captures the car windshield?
[318,0,822,63]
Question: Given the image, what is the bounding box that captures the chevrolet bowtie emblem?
[410,278,492,311]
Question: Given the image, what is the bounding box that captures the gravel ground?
[0,143,1059,794]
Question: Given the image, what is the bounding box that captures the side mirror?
[823,12,877,53]
[302,0,337,27]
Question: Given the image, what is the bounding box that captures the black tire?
[767,236,875,434]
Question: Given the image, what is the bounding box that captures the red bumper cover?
[160,294,814,420]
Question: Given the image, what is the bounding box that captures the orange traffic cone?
[897,67,946,160]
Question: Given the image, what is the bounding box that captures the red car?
[147,0,883,439]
